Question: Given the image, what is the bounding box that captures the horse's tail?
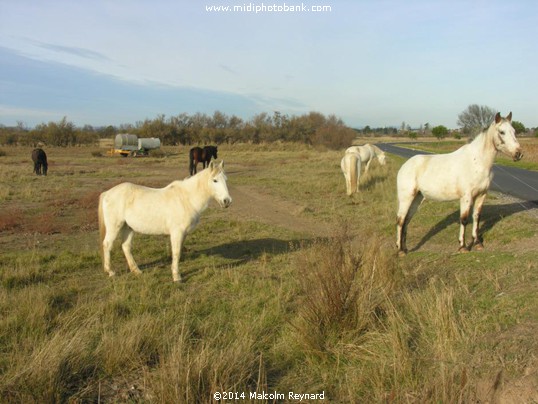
[350,155,359,192]
[98,193,106,266]
[41,150,48,175]
[189,149,194,174]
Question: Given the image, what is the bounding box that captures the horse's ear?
[208,160,215,170]
[506,111,512,122]
[219,160,224,170]
[495,112,501,124]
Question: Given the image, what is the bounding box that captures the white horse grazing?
[396,112,522,256]
[341,152,361,196]
[346,144,386,173]
[98,160,232,282]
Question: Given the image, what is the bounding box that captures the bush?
[432,125,448,139]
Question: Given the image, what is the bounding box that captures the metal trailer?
[111,134,161,157]
[113,134,139,156]
[134,138,161,156]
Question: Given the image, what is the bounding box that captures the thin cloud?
[220,64,238,74]
[36,42,111,61]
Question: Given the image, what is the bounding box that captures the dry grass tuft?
[293,224,397,355]
[285,223,475,401]
[0,208,24,231]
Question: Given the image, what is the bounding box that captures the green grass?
[0,144,537,402]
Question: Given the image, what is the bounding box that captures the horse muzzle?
[513,151,523,161]
[220,197,232,208]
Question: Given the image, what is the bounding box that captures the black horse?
[189,145,218,175]
[32,148,48,175]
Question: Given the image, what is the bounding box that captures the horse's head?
[492,112,522,161]
[212,146,218,159]
[377,152,387,166]
[208,160,231,208]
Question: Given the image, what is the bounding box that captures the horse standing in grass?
[341,152,361,196]
[345,144,386,173]
[31,148,48,175]
[99,160,232,282]
[396,112,522,256]
[189,145,218,175]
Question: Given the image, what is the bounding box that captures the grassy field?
[1,143,537,402]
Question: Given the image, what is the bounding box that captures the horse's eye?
[213,179,218,183]
[499,130,505,135]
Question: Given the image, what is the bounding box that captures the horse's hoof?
[397,250,407,257]
[107,271,116,277]
[458,246,469,253]
[474,242,484,251]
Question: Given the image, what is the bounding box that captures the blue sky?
[1,0,537,129]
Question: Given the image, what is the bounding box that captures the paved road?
[377,143,538,204]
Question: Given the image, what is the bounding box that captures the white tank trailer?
[138,137,161,150]
[114,134,138,151]
[113,134,161,156]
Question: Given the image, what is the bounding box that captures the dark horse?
[32,148,48,175]
[189,145,218,175]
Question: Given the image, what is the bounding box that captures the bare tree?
[457,104,496,134]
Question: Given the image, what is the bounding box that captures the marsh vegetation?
[1,143,537,402]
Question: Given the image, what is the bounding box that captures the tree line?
[0,111,358,150]
[1,105,535,148]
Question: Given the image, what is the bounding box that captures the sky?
[0,0,537,129]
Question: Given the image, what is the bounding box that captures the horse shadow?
[360,170,389,190]
[183,237,322,280]
[139,237,321,281]
[410,200,538,252]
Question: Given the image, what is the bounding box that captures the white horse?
[98,160,232,282]
[346,143,386,173]
[396,112,522,256]
[341,152,361,196]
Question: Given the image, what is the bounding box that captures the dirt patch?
[227,184,329,237]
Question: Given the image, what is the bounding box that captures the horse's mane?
[370,144,384,155]
[469,119,498,145]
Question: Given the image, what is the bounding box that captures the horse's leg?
[102,222,122,277]
[121,226,142,274]
[355,161,361,193]
[470,193,487,250]
[365,158,372,173]
[396,190,423,256]
[343,171,351,195]
[170,231,186,282]
[458,194,474,252]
